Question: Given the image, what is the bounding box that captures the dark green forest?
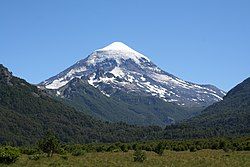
[164,78,250,139]
[0,64,250,147]
[47,77,199,127]
[0,65,161,145]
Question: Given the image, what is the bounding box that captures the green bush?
[133,149,146,163]
[189,146,197,152]
[154,142,164,156]
[172,144,187,151]
[112,149,120,152]
[132,143,139,150]
[71,149,86,156]
[0,146,21,164]
[120,144,129,152]
[38,132,60,157]
[196,145,202,150]
[57,148,68,155]
[223,147,230,152]
[28,154,40,161]
[244,146,250,151]
[107,145,119,152]
[20,147,40,155]
[143,145,153,151]
[60,155,68,160]
[95,146,106,152]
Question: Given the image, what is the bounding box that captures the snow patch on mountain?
[96,42,150,61]
[41,41,226,107]
[86,42,150,66]
[46,79,68,89]
[110,67,125,77]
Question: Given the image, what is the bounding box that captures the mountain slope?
[40,42,225,107]
[49,78,198,126]
[39,42,225,126]
[0,64,161,145]
[164,77,250,139]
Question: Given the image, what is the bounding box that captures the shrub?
[189,146,197,152]
[28,154,40,161]
[0,146,20,164]
[196,145,202,151]
[112,149,120,152]
[133,149,146,163]
[154,142,164,156]
[38,132,60,157]
[60,155,68,160]
[120,144,129,152]
[71,149,86,156]
[143,145,153,151]
[244,146,250,151]
[132,143,139,150]
[211,142,219,150]
[172,144,187,151]
[57,148,67,155]
[107,145,120,152]
[20,147,40,155]
[223,147,230,152]
[96,146,106,152]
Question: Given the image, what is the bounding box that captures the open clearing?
[1,150,249,167]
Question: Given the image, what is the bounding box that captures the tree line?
[1,132,249,164]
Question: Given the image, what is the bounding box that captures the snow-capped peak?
[97,42,134,52]
[94,42,150,62]
[41,41,225,107]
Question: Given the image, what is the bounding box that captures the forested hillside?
[48,78,197,127]
[164,78,250,139]
[0,64,161,145]
[0,64,249,145]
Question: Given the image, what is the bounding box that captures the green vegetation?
[154,142,165,155]
[133,149,146,162]
[1,66,250,166]
[38,132,60,157]
[54,78,200,127]
[28,154,41,161]
[0,150,249,167]
[0,64,161,145]
[71,149,86,156]
[164,77,250,139]
[0,146,20,164]
[61,137,249,153]
[1,65,250,147]
[0,129,249,166]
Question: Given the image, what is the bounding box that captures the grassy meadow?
[1,150,249,167]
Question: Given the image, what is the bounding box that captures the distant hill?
[0,64,161,145]
[164,77,250,139]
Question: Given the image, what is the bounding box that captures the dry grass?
[1,150,250,167]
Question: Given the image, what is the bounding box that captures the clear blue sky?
[0,0,249,91]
